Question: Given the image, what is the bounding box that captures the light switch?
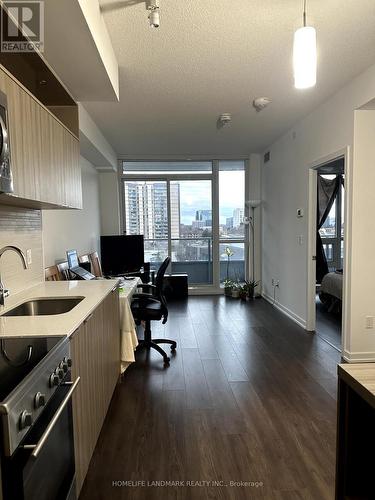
[366,316,374,330]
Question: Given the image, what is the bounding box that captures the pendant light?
[293,0,317,89]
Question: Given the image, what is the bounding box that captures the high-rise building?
[233,208,244,228]
[125,182,180,239]
[226,217,233,229]
[195,209,212,226]
[170,183,180,238]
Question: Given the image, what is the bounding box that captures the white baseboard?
[262,292,307,329]
[342,350,375,363]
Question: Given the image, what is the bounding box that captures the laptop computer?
[66,249,95,280]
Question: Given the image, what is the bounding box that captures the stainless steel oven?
[0,89,12,194]
[0,337,79,500]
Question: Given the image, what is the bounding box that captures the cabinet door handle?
[111,285,118,292]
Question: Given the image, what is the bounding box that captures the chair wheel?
[164,357,170,365]
[171,345,176,351]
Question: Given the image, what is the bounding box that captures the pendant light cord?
[303,0,307,27]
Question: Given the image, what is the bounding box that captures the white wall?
[262,62,375,356]
[79,104,118,170]
[78,0,119,100]
[42,157,101,266]
[99,171,121,236]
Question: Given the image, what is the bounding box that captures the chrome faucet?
[0,246,28,307]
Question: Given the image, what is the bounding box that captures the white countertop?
[0,280,119,339]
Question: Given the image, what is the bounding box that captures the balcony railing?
[144,237,245,285]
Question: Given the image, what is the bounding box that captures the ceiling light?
[148,0,160,28]
[293,0,317,89]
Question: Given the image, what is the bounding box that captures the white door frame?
[306,147,350,347]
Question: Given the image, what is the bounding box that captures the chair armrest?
[132,294,161,306]
[137,283,157,292]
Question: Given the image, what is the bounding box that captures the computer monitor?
[100,235,145,276]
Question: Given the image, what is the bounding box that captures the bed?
[319,270,343,312]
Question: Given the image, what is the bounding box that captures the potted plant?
[244,279,260,299]
[223,278,234,296]
[239,284,247,301]
[231,282,240,299]
[222,246,234,280]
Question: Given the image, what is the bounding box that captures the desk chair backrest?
[155,257,170,295]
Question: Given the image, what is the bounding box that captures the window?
[122,160,248,287]
[219,161,246,281]
[318,174,344,270]
[124,181,168,264]
[170,180,213,284]
[122,161,212,175]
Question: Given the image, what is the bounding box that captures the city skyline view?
[124,177,246,283]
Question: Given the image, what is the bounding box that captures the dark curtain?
[316,175,340,283]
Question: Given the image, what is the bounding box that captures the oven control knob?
[60,361,69,373]
[19,410,33,431]
[55,368,64,379]
[49,373,59,387]
[63,357,72,368]
[34,392,46,409]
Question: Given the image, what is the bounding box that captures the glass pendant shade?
[293,26,317,89]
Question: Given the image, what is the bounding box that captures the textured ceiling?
[83,0,375,156]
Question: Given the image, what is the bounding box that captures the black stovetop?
[0,337,62,401]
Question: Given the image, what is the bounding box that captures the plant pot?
[239,292,247,301]
[224,287,233,297]
[231,289,240,299]
[247,289,255,299]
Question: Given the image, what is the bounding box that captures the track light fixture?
[293,0,317,89]
[148,0,160,28]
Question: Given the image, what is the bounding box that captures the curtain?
[316,175,340,283]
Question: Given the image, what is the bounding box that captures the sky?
[177,171,245,225]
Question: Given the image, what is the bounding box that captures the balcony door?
[170,180,213,284]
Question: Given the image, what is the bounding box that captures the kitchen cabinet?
[0,64,81,209]
[336,364,375,499]
[70,288,120,495]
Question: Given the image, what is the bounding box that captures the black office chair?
[131,257,177,365]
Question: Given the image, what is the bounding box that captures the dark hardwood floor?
[79,296,340,500]
[315,295,342,351]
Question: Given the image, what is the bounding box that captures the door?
[170,179,213,285]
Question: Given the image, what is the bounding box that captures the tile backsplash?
[0,205,43,299]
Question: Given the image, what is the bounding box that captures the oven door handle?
[23,377,80,459]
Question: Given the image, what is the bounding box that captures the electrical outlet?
[272,279,280,287]
[26,249,32,266]
[365,316,374,330]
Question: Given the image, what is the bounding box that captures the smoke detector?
[253,97,272,112]
[218,113,232,126]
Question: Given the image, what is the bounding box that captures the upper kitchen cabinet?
[0,6,81,209]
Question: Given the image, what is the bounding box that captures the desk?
[119,278,141,372]
[336,363,375,499]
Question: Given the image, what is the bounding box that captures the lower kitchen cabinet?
[70,288,120,495]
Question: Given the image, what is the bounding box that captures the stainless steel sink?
[1,297,84,317]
